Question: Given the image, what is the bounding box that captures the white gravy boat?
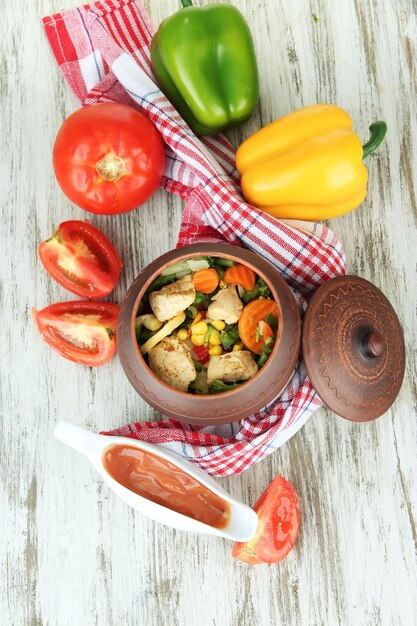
[54,421,258,542]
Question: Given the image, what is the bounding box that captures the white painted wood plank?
[1,0,416,625]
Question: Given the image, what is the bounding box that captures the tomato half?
[53,103,165,215]
[39,221,122,298]
[232,475,300,564]
[33,301,119,366]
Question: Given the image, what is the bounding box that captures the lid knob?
[361,330,385,359]
[303,276,405,422]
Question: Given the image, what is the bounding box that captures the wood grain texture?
[1,0,416,625]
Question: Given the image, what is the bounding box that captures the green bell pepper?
[151,0,259,136]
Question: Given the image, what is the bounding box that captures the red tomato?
[33,301,119,366]
[53,103,165,215]
[232,475,300,564]
[38,221,122,298]
[193,345,210,364]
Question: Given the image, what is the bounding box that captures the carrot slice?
[238,299,278,354]
[191,312,203,326]
[192,268,219,294]
[224,264,256,291]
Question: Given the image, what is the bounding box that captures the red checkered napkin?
[43,0,346,475]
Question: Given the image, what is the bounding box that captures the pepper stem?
[181,0,193,6]
[362,121,387,158]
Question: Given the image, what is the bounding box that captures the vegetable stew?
[136,256,278,394]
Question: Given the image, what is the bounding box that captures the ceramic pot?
[118,243,301,425]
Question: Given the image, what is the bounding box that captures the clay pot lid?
[302,275,405,422]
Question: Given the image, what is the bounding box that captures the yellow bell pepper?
[236,104,387,221]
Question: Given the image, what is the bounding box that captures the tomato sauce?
[103,444,230,529]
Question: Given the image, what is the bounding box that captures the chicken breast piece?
[148,337,196,392]
[207,285,243,324]
[207,351,258,386]
[149,274,196,322]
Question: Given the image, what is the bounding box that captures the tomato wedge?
[39,221,122,298]
[232,475,300,564]
[33,301,119,366]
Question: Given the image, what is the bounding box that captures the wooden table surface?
[2,0,416,624]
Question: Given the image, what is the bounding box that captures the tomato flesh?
[53,103,165,215]
[33,301,119,366]
[39,221,122,298]
[232,475,300,564]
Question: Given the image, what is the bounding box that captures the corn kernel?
[191,334,206,346]
[191,321,208,335]
[211,320,226,331]
[219,280,227,288]
[209,345,223,356]
[233,343,243,351]
[208,330,221,346]
[176,328,189,341]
